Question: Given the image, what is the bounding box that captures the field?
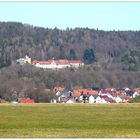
[0,103,140,138]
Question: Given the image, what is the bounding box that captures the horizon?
[1,21,140,32]
[0,2,140,31]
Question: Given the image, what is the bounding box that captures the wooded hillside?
[1,21,140,70]
[1,22,140,102]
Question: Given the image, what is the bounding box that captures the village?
[13,55,140,104]
[50,86,140,104]
[10,86,140,104]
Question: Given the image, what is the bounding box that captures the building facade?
[32,59,84,69]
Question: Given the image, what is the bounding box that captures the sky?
[0,2,140,30]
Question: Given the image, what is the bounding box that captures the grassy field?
[0,103,140,138]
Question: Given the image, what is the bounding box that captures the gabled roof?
[100,95,108,98]
[103,97,116,103]
[66,97,76,103]
[90,94,99,99]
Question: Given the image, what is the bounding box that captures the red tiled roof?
[78,89,98,95]
[101,90,108,93]
[73,89,98,97]
[68,60,83,63]
[32,60,52,64]
[32,59,83,65]
[106,88,116,91]
[55,60,69,64]
[20,99,35,103]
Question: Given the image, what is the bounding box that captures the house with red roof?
[32,59,84,69]
[111,94,122,103]
[95,95,116,103]
[19,99,35,103]
[95,96,107,103]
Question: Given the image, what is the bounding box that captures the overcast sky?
[0,2,140,30]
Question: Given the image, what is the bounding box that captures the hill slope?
[1,22,140,70]
[1,22,140,101]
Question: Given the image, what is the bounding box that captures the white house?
[95,96,107,103]
[16,55,32,65]
[66,98,76,103]
[89,95,95,103]
[32,59,84,69]
[78,94,83,101]
[133,91,139,98]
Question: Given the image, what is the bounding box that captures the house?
[89,95,95,103]
[16,55,32,65]
[111,94,122,103]
[95,96,108,103]
[88,94,99,103]
[133,88,140,96]
[132,91,139,98]
[59,97,69,103]
[95,95,116,103]
[99,90,108,95]
[32,59,84,69]
[50,99,57,103]
[103,96,116,103]
[119,95,130,103]
[66,98,76,103]
[79,94,84,102]
[57,90,73,103]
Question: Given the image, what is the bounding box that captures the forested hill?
[1,21,140,70]
[1,22,140,101]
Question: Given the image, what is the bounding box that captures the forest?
[1,21,140,102]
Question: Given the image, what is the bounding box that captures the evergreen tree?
[83,48,95,64]
[69,49,77,60]
[59,45,66,59]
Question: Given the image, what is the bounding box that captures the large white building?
[32,59,84,69]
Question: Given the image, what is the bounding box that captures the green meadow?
[0,103,140,138]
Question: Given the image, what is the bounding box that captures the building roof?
[106,88,116,91]
[103,97,116,103]
[79,89,98,95]
[90,94,99,99]
[33,59,83,65]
